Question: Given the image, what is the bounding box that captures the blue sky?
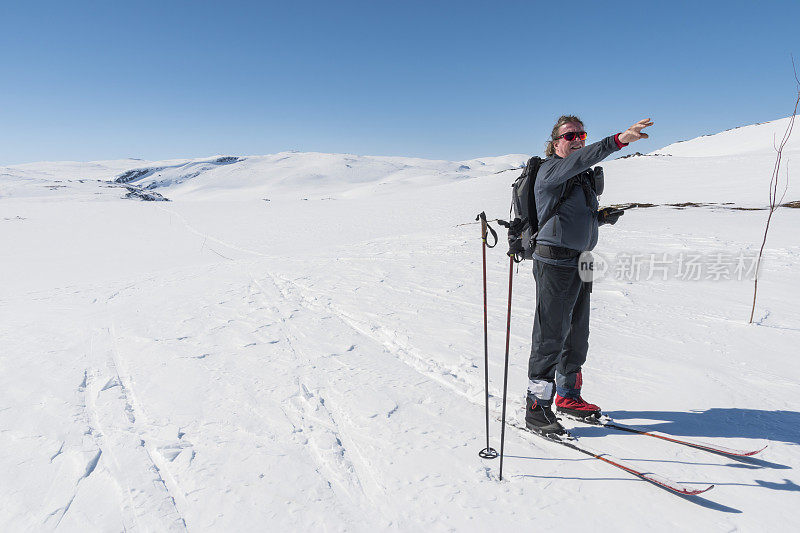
[1,0,798,164]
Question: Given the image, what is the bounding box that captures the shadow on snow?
[600,408,800,446]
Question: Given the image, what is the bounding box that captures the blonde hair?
[544,115,584,157]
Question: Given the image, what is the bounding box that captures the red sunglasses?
[556,131,587,142]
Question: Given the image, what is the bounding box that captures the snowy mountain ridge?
[652,115,800,157]
[2,151,528,202]
[2,115,797,205]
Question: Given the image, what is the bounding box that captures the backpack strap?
[525,157,542,231]
[507,157,540,235]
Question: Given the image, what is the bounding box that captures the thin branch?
[750,57,800,323]
[779,163,790,205]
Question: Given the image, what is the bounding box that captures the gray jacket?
[533,135,624,265]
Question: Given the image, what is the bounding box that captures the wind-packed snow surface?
[1,116,799,531]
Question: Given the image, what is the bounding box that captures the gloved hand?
[598,207,624,225]
[506,217,527,236]
[502,217,527,257]
[507,236,525,257]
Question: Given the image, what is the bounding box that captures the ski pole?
[475,212,498,460]
[498,253,515,480]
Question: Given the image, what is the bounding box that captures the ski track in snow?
[80,204,403,529]
[161,203,489,408]
[163,204,491,421]
[154,207,539,528]
[81,324,188,531]
[37,324,188,532]
[246,272,396,528]
[268,271,484,406]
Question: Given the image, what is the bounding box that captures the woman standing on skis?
[525,116,653,436]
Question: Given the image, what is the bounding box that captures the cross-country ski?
[503,419,715,495]
[565,414,768,457]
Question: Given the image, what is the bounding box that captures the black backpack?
[507,157,602,260]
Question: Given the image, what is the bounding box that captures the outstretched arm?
[538,118,654,190]
[538,136,620,189]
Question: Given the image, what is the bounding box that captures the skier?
[526,116,653,436]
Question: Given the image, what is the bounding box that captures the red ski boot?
[554,395,601,420]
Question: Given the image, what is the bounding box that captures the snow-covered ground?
[1,117,798,531]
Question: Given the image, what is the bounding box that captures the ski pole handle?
[476,212,498,248]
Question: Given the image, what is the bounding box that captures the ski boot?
[554,394,602,422]
[525,396,566,438]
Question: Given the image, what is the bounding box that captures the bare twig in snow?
[749,56,800,324]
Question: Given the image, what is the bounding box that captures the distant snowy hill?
[599,116,799,207]
[2,116,797,206]
[652,116,800,157]
[1,152,528,202]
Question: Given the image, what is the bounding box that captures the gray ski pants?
[528,259,590,401]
